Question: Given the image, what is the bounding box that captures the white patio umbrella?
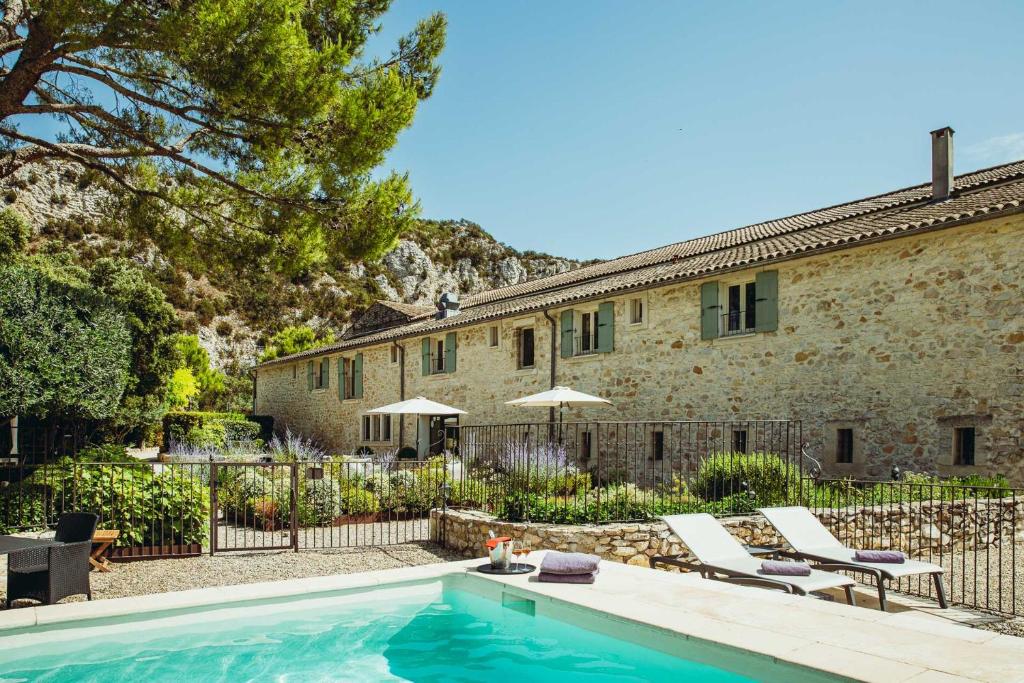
[367,397,467,458]
[505,386,612,427]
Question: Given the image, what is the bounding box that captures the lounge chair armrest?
[715,576,795,594]
[811,562,890,581]
[649,555,701,572]
[8,545,49,571]
[49,540,92,566]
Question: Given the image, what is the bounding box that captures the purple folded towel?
[854,550,905,564]
[538,569,599,584]
[539,551,601,575]
[760,560,812,577]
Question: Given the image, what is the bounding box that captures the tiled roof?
[377,300,433,317]
[260,159,1024,367]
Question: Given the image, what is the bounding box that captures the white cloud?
[962,132,1024,166]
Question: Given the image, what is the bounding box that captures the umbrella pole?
[415,415,421,461]
[558,403,564,446]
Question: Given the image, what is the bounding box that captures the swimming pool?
[0,576,839,682]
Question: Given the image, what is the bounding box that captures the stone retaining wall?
[431,500,1024,566]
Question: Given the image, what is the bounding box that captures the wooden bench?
[90,530,120,572]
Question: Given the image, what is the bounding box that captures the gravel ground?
[217,519,432,550]
[1,542,461,607]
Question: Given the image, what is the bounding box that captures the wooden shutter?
[596,302,614,353]
[338,357,346,400]
[421,338,430,376]
[700,281,720,340]
[444,332,457,373]
[755,270,779,332]
[306,360,314,391]
[353,353,364,398]
[321,358,329,389]
[560,309,574,358]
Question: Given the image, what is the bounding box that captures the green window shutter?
[306,360,314,391]
[700,281,720,340]
[597,301,615,353]
[338,358,346,400]
[444,332,457,373]
[560,309,574,358]
[421,338,431,376]
[353,353,364,398]
[755,270,779,332]
[322,357,330,389]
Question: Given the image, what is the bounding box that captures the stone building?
[255,129,1024,482]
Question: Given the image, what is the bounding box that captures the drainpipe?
[543,310,558,426]
[250,368,258,415]
[394,341,405,445]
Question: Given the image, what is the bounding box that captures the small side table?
[90,530,120,572]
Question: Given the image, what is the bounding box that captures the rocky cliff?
[1,163,585,369]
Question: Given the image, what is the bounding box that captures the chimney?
[930,127,954,201]
[436,291,460,319]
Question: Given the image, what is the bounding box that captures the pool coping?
[1,552,1021,683]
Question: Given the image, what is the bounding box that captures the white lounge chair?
[652,514,857,604]
[759,506,948,611]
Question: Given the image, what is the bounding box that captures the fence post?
[290,462,299,552]
[208,461,217,556]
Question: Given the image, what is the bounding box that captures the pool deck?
[1,552,1021,682]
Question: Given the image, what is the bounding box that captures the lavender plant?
[269,428,327,463]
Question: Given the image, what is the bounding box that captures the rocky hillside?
[1,162,586,369]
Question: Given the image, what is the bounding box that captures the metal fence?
[2,422,1021,617]
[451,420,803,522]
[803,477,1020,617]
[1,458,443,558]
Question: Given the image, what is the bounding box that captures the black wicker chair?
[6,512,99,607]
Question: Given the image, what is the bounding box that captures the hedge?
[162,411,269,452]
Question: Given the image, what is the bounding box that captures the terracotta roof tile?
[260,160,1024,367]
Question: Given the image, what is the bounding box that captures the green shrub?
[75,444,134,463]
[218,468,292,526]
[0,485,51,534]
[185,421,227,448]
[299,479,342,525]
[693,452,799,505]
[26,458,208,546]
[0,208,30,256]
[339,484,379,516]
[163,411,262,451]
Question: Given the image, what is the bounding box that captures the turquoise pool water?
[0,584,832,682]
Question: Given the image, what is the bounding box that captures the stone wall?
[256,213,1024,481]
[430,501,1024,565]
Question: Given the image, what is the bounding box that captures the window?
[361,415,371,441]
[731,429,748,454]
[422,334,456,375]
[382,415,392,442]
[292,365,297,380]
[390,345,399,364]
[372,415,381,441]
[724,281,757,336]
[516,327,535,369]
[953,427,976,466]
[314,358,328,389]
[629,298,644,325]
[488,325,499,348]
[578,310,599,355]
[580,431,593,461]
[342,358,356,399]
[652,430,664,461]
[836,428,854,464]
[700,272,778,340]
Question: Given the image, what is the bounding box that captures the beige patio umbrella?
[367,397,467,458]
[505,386,612,428]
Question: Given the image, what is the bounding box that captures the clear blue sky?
[370,1,1024,260]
